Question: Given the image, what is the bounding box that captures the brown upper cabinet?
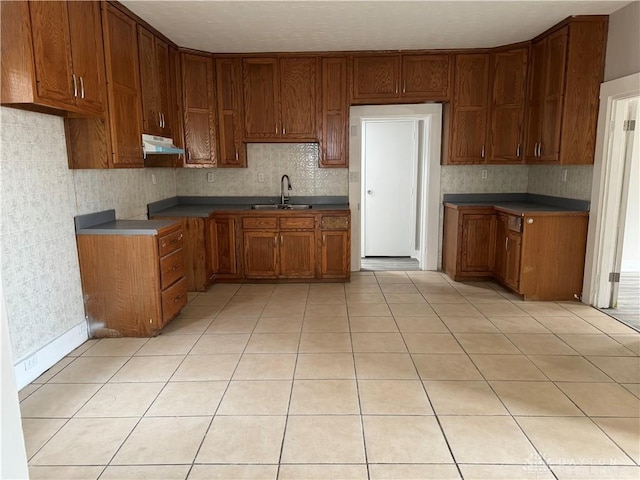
[243,56,319,141]
[1,0,107,115]
[352,54,451,103]
[320,57,349,168]
[524,18,607,164]
[138,26,172,137]
[487,47,528,163]
[181,52,218,166]
[448,53,491,164]
[215,57,247,167]
[103,4,144,167]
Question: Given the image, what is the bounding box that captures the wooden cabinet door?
[493,214,508,281]
[155,38,172,137]
[279,231,315,278]
[402,54,451,100]
[352,56,400,101]
[103,5,143,167]
[280,57,318,139]
[539,27,568,163]
[450,54,490,164]
[321,231,349,278]
[138,26,162,135]
[504,232,522,291]
[209,217,238,276]
[460,213,496,273]
[488,48,528,163]
[67,1,106,114]
[182,53,217,166]
[524,40,545,162]
[169,47,184,161]
[28,1,75,107]
[320,57,349,167]
[243,58,280,139]
[216,58,246,167]
[243,231,278,278]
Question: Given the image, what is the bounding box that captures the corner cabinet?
[181,52,218,166]
[524,18,607,165]
[215,57,246,167]
[76,222,187,337]
[242,56,319,141]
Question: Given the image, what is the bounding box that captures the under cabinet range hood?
[142,134,185,158]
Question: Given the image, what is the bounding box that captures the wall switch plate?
[24,355,38,371]
[561,169,568,183]
[151,173,157,185]
[349,172,360,182]
[207,172,215,183]
[258,173,265,183]
[481,169,488,179]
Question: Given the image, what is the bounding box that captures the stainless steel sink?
[251,204,312,210]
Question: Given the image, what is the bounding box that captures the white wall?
[604,1,640,82]
[0,107,177,385]
[177,143,348,197]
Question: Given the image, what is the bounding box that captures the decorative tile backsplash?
[441,165,530,195]
[0,107,177,361]
[527,165,593,201]
[177,143,349,197]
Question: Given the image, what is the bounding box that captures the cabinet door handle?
[538,143,543,157]
[323,234,326,246]
[516,143,521,158]
[402,80,406,94]
[79,76,85,99]
[280,235,284,246]
[481,145,485,158]
[72,74,78,98]
[275,124,278,134]
[283,125,286,135]
[505,236,509,251]
[235,149,239,161]
[535,143,539,157]
[186,148,191,161]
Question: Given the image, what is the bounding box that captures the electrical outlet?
[24,355,38,371]
[151,173,157,185]
[77,322,87,334]
[207,172,215,183]
[561,169,568,183]
[258,173,265,183]
[481,169,488,179]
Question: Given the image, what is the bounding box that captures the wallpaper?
[177,143,349,197]
[527,165,594,201]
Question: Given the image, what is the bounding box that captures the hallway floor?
[603,272,640,332]
[19,272,640,480]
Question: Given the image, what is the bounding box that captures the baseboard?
[14,322,88,390]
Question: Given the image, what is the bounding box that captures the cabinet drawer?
[162,277,187,323]
[242,217,277,229]
[280,216,314,229]
[158,229,184,256]
[160,249,185,289]
[321,215,349,230]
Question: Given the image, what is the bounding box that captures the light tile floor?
[19,272,640,480]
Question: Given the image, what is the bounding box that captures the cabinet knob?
[526,218,534,224]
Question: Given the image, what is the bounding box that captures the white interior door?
[363,120,417,257]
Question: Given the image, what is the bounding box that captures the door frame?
[361,118,419,258]
[348,104,442,271]
[583,72,640,307]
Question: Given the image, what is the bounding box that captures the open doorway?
[361,119,419,270]
[584,73,640,332]
[348,104,442,272]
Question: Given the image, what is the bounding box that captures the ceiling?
[121,1,630,53]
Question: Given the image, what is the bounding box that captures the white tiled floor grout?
[20,271,640,480]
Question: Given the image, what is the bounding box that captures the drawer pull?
[171,265,180,271]
[173,295,183,303]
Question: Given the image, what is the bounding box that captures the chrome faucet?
[280,174,292,204]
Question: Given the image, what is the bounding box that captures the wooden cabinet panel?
[321,230,349,278]
[352,56,400,101]
[182,53,217,166]
[493,214,508,281]
[488,48,527,163]
[103,5,143,167]
[209,216,238,277]
[28,1,75,107]
[155,38,171,137]
[160,248,186,289]
[320,57,349,168]
[243,58,280,139]
[449,54,490,164]
[402,54,450,99]
[504,231,522,291]
[215,58,246,167]
[460,213,496,273]
[161,277,188,327]
[138,26,161,135]
[67,1,106,114]
[280,57,318,139]
[244,231,278,278]
[280,231,315,278]
[524,40,546,162]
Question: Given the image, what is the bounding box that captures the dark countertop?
[443,193,590,216]
[148,196,350,218]
[75,210,178,235]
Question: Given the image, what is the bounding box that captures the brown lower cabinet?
[76,222,187,337]
[443,204,588,300]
